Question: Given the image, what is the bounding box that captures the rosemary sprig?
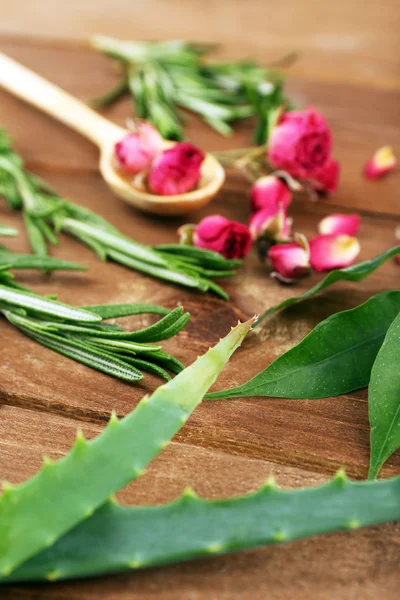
[0,265,188,382]
[0,130,238,298]
[91,36,291,143]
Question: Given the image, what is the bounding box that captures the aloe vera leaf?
[0,252,85,271]
[0,285,101,322]
[368,311,400,479]
[62,218,167,267]
[6,472,400,582]
[0,318,254,576]
[207,291,400,400]
[84,303,171,319]
[257,246,400,324]
[16,327,144,382]
[0,224,18,237]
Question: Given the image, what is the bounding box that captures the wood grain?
[0,1,400,597]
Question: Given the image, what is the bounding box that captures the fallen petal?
[310,234,360,272]
[364,146,397,180]
[318,213,360,237]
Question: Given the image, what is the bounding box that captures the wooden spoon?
[0,52,225,216]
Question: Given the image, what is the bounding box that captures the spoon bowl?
[100,138,225,216]
[0,52,225,216]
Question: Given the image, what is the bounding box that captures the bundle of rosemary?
[0,265,188,382]
[0,129,238,298]
[91,36,290,143]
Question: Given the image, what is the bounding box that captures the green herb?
[91,36,290,143]
[5,471,400,582]
[0,223,18,237]
[368,311,400,479]
[257,246,400,324]
[0,318,253,578]
[0,131,238,298]
[0,265,188,382]
[0,249,85,271]
[206,291,400,400]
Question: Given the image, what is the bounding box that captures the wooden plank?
[0,2,399,597]
[1,406,399,600]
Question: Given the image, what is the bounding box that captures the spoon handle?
[0,52,124,147]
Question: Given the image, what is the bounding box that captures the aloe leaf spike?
[0,317,255,576]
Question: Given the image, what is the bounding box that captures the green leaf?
[368,311,400,479]
[83,303,171,319]
[0,318,253,577]
[207,291,400,400]
[0,285,101,323]
[0,224,18,237]
[0,252,85,271]
[5,472,400,582]
[257,246,400,324]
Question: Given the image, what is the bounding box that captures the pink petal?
[318,214,360,237]
[364,146,397,180]
[268,237,310,281]
[310,234,360,272]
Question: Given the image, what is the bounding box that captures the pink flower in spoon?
[148,142,205,196]
[115,122,162,174]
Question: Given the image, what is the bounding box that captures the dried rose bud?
[193,214,252,259]
[115,122,162,174]
[148,142,205,196]
[310,234,360,272]
[318,213,360,237]
[364,146,397,180]
[312,159,340,195]
[268,234,310,283]
[249,206,291,243]
[250,175,292,213]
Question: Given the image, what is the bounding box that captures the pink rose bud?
[148,142,205,196]
[312,159,340,195]
[310,234,360,272]
[364,146,397,180]
[249,206,291,243]
[115,122,163,174]
[268,234,310,282]
[318,213,360,237]
[250,175,292,213]
[268,107,333,180]
[193,214,252,259]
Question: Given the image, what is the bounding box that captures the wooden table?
[1,1,399,598]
